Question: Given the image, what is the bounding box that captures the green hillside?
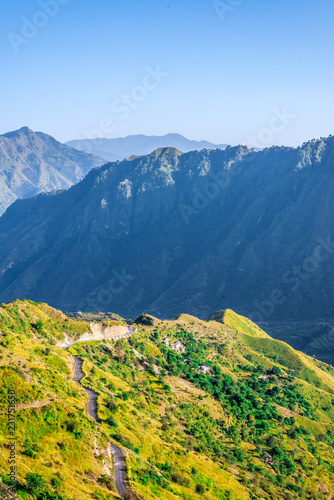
[1,301,334,499]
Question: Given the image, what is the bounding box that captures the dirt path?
[0,323,135,499]
[67,328,135,498]
[110,443,127,497]
[0,398,53,414]
[71,355,127,497]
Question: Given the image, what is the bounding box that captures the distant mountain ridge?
[1,136,334,345]
[0,127,105,215]
[65,133,228,162]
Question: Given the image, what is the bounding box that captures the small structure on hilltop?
[198,365,211,374]
[162,336,170,346]
[170,341,185,353]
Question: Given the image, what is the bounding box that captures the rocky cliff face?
[57,324,134,347]
[0,138,334,323]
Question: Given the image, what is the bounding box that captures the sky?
[0,0,333,147]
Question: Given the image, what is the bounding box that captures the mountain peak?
[151,146,184,156]
[0,128,105,215]
[17,126,33,133]
[2,126,35,138]
[207,309,269,338]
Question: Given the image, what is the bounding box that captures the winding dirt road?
[66,327,135,498]
[73,356,100,421]
[72,355,127,496]
[110,443,127,497]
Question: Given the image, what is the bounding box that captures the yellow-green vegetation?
[67,311,127,326]
[0,301,116,500]
[0,300,90,345]
[2,301,334,499]
[208,310,269,339]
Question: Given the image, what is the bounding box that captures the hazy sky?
[1,0,333,147]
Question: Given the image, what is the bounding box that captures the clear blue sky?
[0,0,333,146]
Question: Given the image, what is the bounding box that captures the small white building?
[198,365,211,374]
[170,341,185,353]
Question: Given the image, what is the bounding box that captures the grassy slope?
[0,301,118,500]
[1,303,334,499]
[264,320,334,365]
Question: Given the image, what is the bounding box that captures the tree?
[266,435,276,447]
[35,319,44,334]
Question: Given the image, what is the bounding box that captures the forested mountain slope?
[0,137,333,329]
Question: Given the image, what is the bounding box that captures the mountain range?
[0,136,334,349]
[0,128,228,216]
[65,133,228,162]
[0,127,105,215]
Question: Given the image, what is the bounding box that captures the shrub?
[106,417,119,428]
[107,381,116,391]
[65,416,83,439]
[26,473,46,498]
[171,471,190,487]
[92,490,111,500]
[106,399,118,413]
[50,477,62,490]
[35,320,44,334]
[196,484,205,494]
